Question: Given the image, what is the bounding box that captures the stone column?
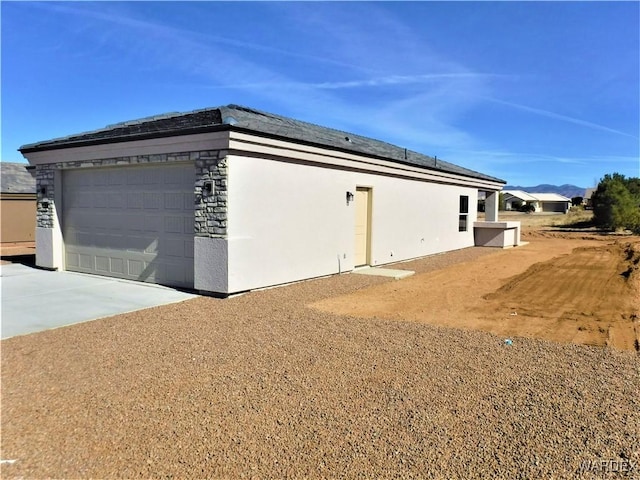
[194,151,229,295]
[485,191,499,222]
[35,165,64,269]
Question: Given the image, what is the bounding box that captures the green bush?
[592,173,640,233]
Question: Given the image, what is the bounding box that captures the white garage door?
[63,163,195,288]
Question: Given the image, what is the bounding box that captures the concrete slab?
[351,267,415,279]
[0,264,197,339]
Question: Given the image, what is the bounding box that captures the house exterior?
[0,162,37,243]
[584,187,597,209]
[502,190,571,213]
[19,105,510,295]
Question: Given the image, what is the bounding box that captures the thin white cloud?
[30,2,371,74]
[193,72,506,91]
[313,73,507,89]
[482,96,638,139]
[453,148,640,168]
[454,149,586,165]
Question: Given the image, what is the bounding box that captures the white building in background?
[502,190,571,213]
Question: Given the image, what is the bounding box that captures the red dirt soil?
[312,230,640,352]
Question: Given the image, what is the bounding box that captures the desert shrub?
[592,173,640,233]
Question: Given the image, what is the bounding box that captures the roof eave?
[228,127,506,185]
[19,121,505,185]
[19,124,233,154]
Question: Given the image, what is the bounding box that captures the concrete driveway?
[1,263,197,339]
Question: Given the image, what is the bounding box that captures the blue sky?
[2,1,639,188]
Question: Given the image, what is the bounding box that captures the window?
[459,195,469,232]
[459,195,469,214]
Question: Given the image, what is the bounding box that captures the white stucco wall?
[224,155,477,293]
[225,156,353,293]
[194,236,228,293]
[35,226,64,269]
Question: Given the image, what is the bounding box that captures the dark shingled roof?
[19,105,504,184]
[1,162,36,194]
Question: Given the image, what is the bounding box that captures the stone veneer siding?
[35,149,228,237]
[194,150,228,237]
[35,165,56,228]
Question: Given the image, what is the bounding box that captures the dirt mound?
[481,241,639,350]
[622,241,640,278]
[313,236,640,352]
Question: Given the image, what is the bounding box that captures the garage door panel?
[67,192,86,209]
[127,169,145,185]
[184,217,194,234]
[66,192,90,208]
[164,168,182,185]
[90,233,110,249]
[185,239,194,258]
[108,170,126,185]
[71,213,94,230]
[144,192,163,209]
[165,238,186,257]
[102,214,121,231]
[109,193,126,209]
[110,257,125,274]
[125,235,155,253]
[127,192,144,209]
[144,169,162,185]
[184,193,194,210]
[66,170,91,186]
[96,256,109,272]
[76,232,95,246]
[67,252,79,268]
[79,254,93,269]
[144,216,162,232]
[63,163,194,288]
[166,263,188,283]
[93,195,109,208]
[164,193,184,209]
[144,239,159,254]
[128,215,145,232]
[127,259,145,276]
[165,216,184,233]
[115,235,130,249]
[92,172,108,186]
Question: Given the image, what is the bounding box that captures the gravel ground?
[2,246,639,479]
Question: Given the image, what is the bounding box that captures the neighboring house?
[584,187,597,209]
[502,190,571,213]
[19,104,513,296]
[0,162,36,243]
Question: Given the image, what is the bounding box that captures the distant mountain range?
[503,184,589,199]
